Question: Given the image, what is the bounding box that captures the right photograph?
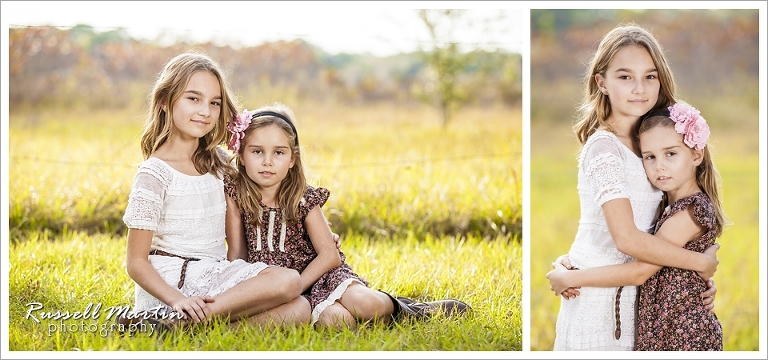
[529,9,761,351]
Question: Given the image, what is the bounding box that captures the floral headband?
[642,103,710,150]
[668,103,710,150]
[227,109,298,152]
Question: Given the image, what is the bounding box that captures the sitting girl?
[224,102,470,329]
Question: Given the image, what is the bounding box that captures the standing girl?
[545,24,719,350]
[122,52,310,332]
[224,103,470,329]
[547,102,724,350]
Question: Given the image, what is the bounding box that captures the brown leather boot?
[381,291,471,320]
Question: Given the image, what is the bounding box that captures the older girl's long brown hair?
[140,51,239,178]
[573,23,678,146]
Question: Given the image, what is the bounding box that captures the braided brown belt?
[149,249,201,289]
[614,285,623,340]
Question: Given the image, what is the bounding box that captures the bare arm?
[125,228,213,322]
[549,206,707,290]
[548,205,719,312]
[603,198,719,279]
[225,194,248,261]
[299,206,342,293]
[548,260,659,294]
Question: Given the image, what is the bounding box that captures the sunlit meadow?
[8,102,522,351]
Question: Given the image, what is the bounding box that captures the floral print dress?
[636,192,723,351]
[224,177,369,324]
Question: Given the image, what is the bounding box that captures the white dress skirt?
[553,130,662,351]
[122,157,270,313]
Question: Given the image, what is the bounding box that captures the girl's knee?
[317,304,356,330]
[342,287,392,318]
[260,267,302,299]
[285,296,312,325]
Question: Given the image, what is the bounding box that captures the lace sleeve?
[581,135,629,206]
[122,160,172,231]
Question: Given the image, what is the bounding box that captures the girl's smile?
[596,44,660,123]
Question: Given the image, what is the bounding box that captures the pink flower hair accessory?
[227,109,253,152]
[667,103,710,150]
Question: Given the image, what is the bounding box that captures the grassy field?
[7,102,522,351]
[528,105,761,351]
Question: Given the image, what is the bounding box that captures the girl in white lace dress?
[121,52,311,331]
[547,24,720,351]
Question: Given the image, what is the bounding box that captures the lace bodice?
[122,157,227,260]
[573,130,662,260]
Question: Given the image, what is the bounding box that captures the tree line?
[9,24,522,126]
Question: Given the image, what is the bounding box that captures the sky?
[1,1,525,56]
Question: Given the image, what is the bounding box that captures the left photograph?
[3,3,523,352]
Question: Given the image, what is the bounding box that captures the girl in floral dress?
[223,103,470,329]
[548,102,725,350]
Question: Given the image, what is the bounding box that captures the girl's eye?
[275,150,285,156]
[618,75,630,80]
[646,74,657,79]
[667,151,676,157]
[212,101,221,107]
[644,155,655,161]
[188,96,199,102]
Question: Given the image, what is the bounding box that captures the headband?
[227,109,299,152]
[641,103,710,150]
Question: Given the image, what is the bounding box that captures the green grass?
[7,102,522,351]
[9,231,520,351]
[9,103,521,239]
[528,113,761,351]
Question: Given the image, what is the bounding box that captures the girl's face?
[241,124,295,192]
[596,45,660,124]
[640,125,703,201]
[168,71,222,140]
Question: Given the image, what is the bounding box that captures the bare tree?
[417,9,468,127]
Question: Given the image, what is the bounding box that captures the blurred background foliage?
[8,20,522,116]
[531,9,759,130]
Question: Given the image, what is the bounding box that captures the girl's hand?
[171,295,215,323]
[327,221,341,249]
[701,277,717,314]
[696,243,720,281]
[547,262,580,298]
[554,253,575,270]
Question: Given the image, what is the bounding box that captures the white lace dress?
[553,130,662,351]
[122,157,270,313]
